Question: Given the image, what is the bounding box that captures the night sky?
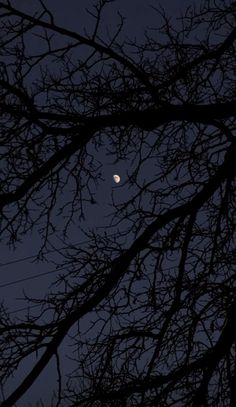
[1,0,232,406]
[1,0,191,311]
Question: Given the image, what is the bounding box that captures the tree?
[0,0,236,405]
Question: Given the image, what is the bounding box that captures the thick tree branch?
[1,100,235,211]
[0,128,93,209]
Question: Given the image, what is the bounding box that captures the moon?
[113,174,121,183]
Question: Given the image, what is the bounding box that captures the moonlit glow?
[113,174,121,183]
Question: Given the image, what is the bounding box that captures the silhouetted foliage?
[0,0,236,406]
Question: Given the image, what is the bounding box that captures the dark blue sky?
[2,0,192,300]
[1,1,193,405]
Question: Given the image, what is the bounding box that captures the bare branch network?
[0,0,236,405]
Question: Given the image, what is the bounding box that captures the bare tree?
[0,0,236,405]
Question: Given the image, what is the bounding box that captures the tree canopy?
[0,0,236,405]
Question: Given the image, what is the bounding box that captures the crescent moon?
[113,174,121,183]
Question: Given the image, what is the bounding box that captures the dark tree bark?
[0,0,236,406]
